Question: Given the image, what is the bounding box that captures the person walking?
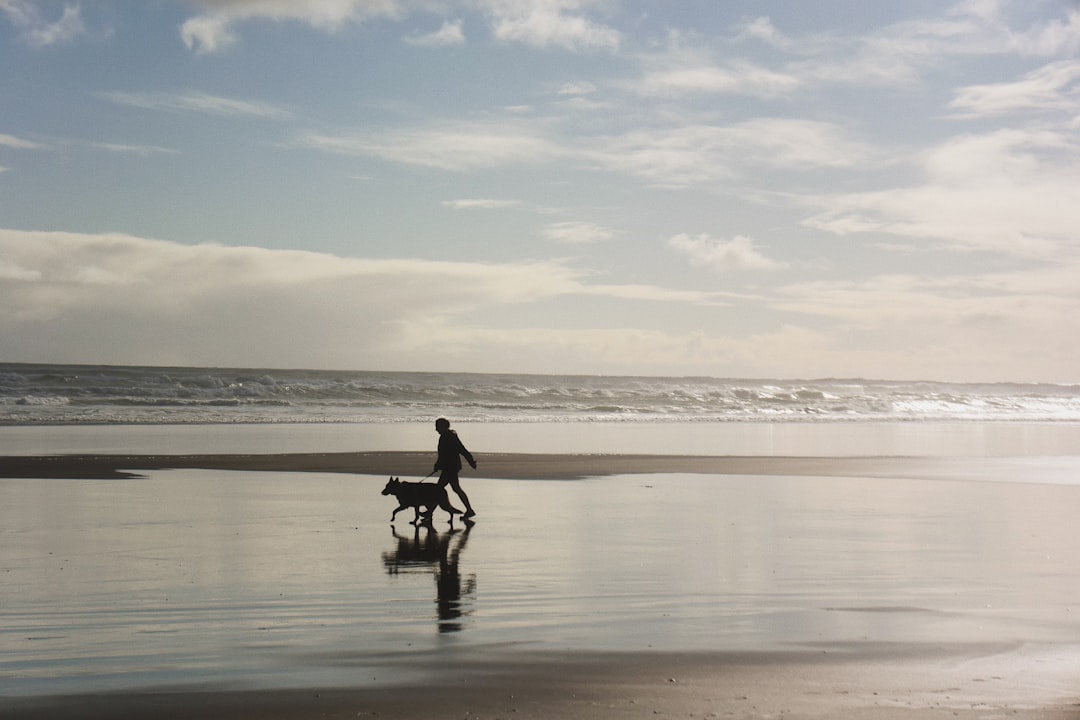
[434,417,477,519]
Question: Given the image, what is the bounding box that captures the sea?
[4,362,1079,426]
[4,361,1080,460]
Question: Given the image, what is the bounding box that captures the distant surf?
[2,362,1079,425]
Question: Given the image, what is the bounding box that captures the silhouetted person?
[434,417,476,519]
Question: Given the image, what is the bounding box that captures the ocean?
[4,362,1080,425]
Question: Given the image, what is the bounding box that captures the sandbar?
[0,450,971,481]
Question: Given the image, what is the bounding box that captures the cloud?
[0,132,44,150]
[769,263,1080,381]
[405,19,465,46]
[482,0,620,51]
[882,2,1080,61]
[177,0,621,54]
[803,128,1080,257]
[587,118,872,188]
[636,60,800,99]
[97,90,292,119]
[743,2,1080,90]
[301,121,566,171]
[668,234,785,272]
[556,81,597,96]
[949,60,1080,116]
[733,16,790,48]
[307,114,868,189]
[92,142,181,157]
[0,259,41,281]
[541,221,613,244]
[180,0,403,53]
[0,229,726,370]
[0,0,86,46]
[441,198,521,209]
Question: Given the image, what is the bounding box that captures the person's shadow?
[382,520,475,633]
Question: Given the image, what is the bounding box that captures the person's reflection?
[382,520,475,632]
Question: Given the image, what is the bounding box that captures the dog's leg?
[391,504,407,522]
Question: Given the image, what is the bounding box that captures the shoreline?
[0,450,969,481]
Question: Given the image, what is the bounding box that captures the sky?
[2,0,1079,382]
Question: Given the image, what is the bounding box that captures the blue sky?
[2,1,1079,381]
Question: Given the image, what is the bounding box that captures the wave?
[2,363,1079,425]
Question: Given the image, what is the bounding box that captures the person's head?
[435,417,451,433]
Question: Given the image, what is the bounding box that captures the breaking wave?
[2,363,1079,425]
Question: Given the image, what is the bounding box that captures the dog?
[381,476,462,524]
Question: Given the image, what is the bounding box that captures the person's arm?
[458,437,477,468]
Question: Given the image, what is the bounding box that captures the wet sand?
[7,645,1080,720]
[0,449,1032,481]
[3,451,1080,719]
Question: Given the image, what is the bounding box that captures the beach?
[3,424,1080,719]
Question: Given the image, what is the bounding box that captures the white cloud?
[405,19,465,47]
[734,16,789,48]
[178,0,621,54]
[669,234,785,272]
[0,229,726,370]
[0,259,41,281]
[769,263,1080,381]
[442,198,521,209]
[0,0,86,46]
[92,142,180,157]
[636,60,800,99]
[301,121,566,171]
[180,0,402,53]
[722,118,873,169]
[586,119,871,188]
[803,128,1080,257]
[98,91,292,119]
[0,132,43,150]
[556,81,597,96]
[1001,6,1080,56]
[482,0,620,51]
[949,60,1080,116]
[541,221,613,244]
[630,32,802,98]
[752,2,1080,90]
[179,14,236,54]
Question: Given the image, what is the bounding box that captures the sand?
[5,644,1080,719]
[2,451,1080,719]
[0,449,1001,480]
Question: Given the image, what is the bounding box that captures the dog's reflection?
[382,521,475,633]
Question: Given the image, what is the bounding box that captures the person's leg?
[448,474,475,516]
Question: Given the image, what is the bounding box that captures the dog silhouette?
[381,476,462,524]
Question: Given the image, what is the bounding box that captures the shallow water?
[4,420,1080,458]
[3,467,1079,697]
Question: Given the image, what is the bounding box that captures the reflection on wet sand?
[383,521,476,632]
